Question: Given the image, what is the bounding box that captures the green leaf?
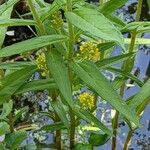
[41,122,66,131]
[105,14,126,29]
[0,35,67,57]
[122,22,150,33]
[51,100,69,128]
[0,61,35,70]
[74,106,112,135]
[41,0,66,21]
[0,0,19,15]
[0,100,13,119]
[15,79,57,94]
[73,61,140,127]
[88,133,109,146]
[65,7,124,48]
[14,106,29,123]
[127,79,150,108]
[0,6,13,48]
[0,122,9,135]
[97,42,116,52]
[5,130,27,150]
[96,53,135,69]
[0,66,37,104]
[107,67,144,87]
[46,49,74,107]
[0,18,37,27]
[74,143,92,150]
[99,0,128,14]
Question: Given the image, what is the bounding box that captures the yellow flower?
[79,92,95,110]
[79,42,100,61]
[51,11,63,29]
[36,53,48,77]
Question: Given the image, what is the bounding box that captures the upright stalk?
[27,0,46,35]
[8,112,14,133]
[66,0,75,149]
[112,0,143,149]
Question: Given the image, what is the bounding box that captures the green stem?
[66,0,75,149]
[55,113,61,150]
[8,112,14,133]
[123,130,133,150]
[27,0,46,35]
[111,83,125,150]
[111,111,119,150]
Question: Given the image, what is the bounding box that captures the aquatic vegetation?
[0,0,149,150]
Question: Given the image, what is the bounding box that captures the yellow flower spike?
[36,53,48,77]
[78,42,100,61]
[78,92,95,110]
[51,11,63,29]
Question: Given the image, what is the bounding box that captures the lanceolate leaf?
[74,106,112,135]
[0,0,19,15]
[0,66,37,104]
[99,0,128,14]
[51,100,69,128]
[0,35,67,57]
[107,67,144,87]
[46,49,74,107]
[65,7,124,48]
[0,61,35,70]
[127,79,150,108]
[41,122,66,131]
[0,100,13,119]
[0,6,13,48]
[0,19,37,27]
[96,52,135,69]
[15,79,57,94]
[73,61,140,127]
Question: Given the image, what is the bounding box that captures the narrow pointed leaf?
[107,67,144,87]
[96,52,135,69]
[0,19,37,27]
[51,100,69,128]
[65,7,124,48]
[46,49,73,107]
[73,61,140,126]
[127,79,150,108]
[15,79,57,94]
[0,0,19,15]
[99,0,128,14]
[74,106,112,135]
[0,35,67,57]
[0,66,37,104]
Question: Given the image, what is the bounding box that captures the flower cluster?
[79,42,100,61]
[51,11,63,29]
[36,53,48,77]
[78,92,95,110]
